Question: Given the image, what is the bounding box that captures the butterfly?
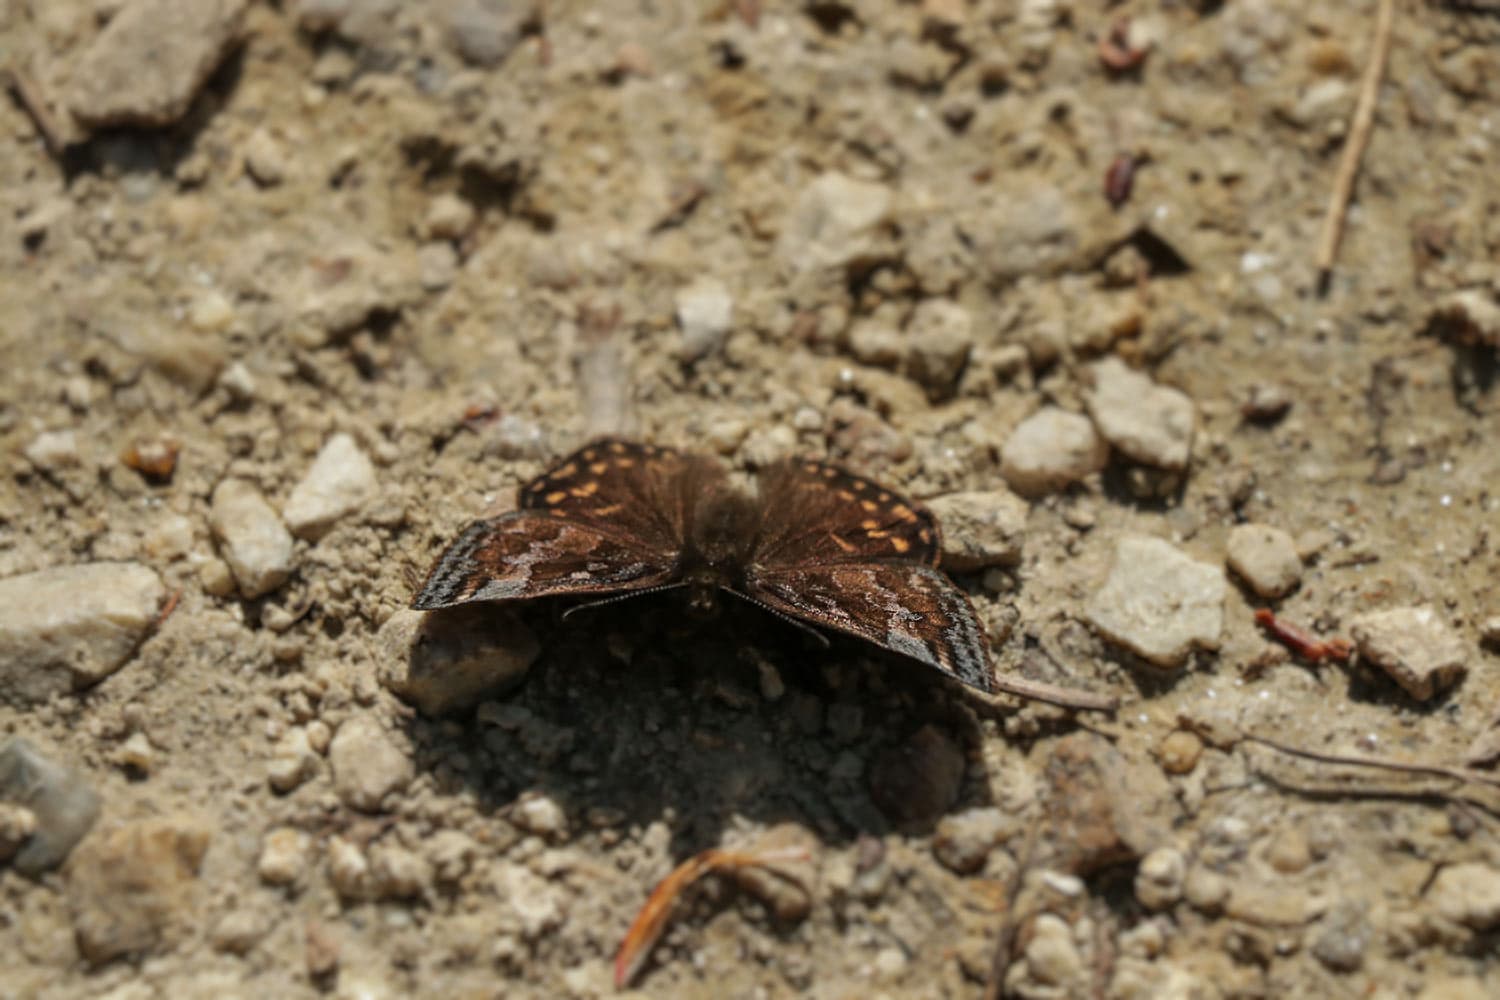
[412,438,998,692]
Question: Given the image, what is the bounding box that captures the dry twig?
[1314,0,1397,289]
[3,64,68,155]
[968,675,1119,714]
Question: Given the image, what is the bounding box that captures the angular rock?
[446,0,534,68]
[975,177,1087,281]
[267,727,319,793]
[1226,523,1302,599]
[0,739,100,874]
[0,563,164,705]
[778,172,893,273]
[676,279,734,362]
[328,716,413,812]
[1085,357,1195,470]
[927,490,1029,571]
[67,0,250,129]
[1000,407,1109,497]
[377,606,539,716]
[1040,732,1175,874]
[933,807,1014,874]
[369,842,431,900]
[1430,862,1500,929]
[281,433,377,539]
[904,299,973,397]
[1085,535,1225,668]
[258,827,312,887]
[210,479,295,598]
[1134,847,1186,910]
[1349,606,1467,701]
[66,816,212,965]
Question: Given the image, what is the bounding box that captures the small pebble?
[1266,826,1311,874]
[1183,866,1229,913]
[210,480,295,598]
[211,908,269,955]
[423,193,475,240]
[1085,357,1195,470]
[327,836,374,900]
[1241,383,1292,424]
[778,172,892,273]
[511,792,568,839]
[1024,913,1085,988]
[1135,847,1186,910]
[1000,407,1109,497]
[1311,902,1369,973]
[493,863,563,940]
[1084,535,1225,668]
[328,716,414,812]
[377,606,539,716]
[447,0,533,68]
[115,733,155,775]
[258,827,312,886]
[370,842,431,899]
[1429,862,1500,929]
[243,128,287,186]
[1481,617,1500,649]
[267,727,319,793]
[0,739,101,874]
[933,807,1012,874]
[23,429,81,470]
[1349,606,1467,701]
[0,802,38,863]
[1157,730,1203,775]
[903,299,973,396]
[926,490,1029,571]
[281,433,378,539]
[1226,523,1302,599]
[675,279,734,362]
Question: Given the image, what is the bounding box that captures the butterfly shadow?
[399,597,1004,858]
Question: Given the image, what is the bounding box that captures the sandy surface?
[3,1,1500,998]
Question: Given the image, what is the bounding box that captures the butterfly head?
[681,567,729,619]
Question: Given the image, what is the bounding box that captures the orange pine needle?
[613,845,810,990]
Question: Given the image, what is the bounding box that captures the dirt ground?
[3,1,1500,998]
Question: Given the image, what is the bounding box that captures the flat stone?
[933,807,1015,874]
[1085,535,1225,668]
[1000,407,1109,497]
[1085,357,1195,470]
[1226,523,1302,599]
[1349,606,1467,701]
[1429,862,1500,929]
[0,739,100,874]
[0,563,164,705]
[675,279,734,362]
[210,480,295,599]
[281,433,378,539]
[778,172,893,273]
[927,490,1029,571]
[377,606,539,716]
[328,716,413,812]
[66,816,212,965]
[66,0,250,129]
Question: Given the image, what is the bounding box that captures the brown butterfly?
[413,438,1000,691]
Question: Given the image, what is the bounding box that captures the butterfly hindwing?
[751,459,941,569]
[412,511,678,609]
[743,561,995,692]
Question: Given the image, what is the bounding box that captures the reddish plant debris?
[614,844,811,989]
[1254,609,1353,664]
[460,403,500,430]
[154,589,183,631]
[121,439,180,483]
[1104,153,1139,208]
[1098,18,1150,73]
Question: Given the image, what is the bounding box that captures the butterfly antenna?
[720,588,832,649]
[560,583,687,620]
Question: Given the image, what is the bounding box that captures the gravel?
[1084,535,1226,668]
[210,480,296,599]
[1000,407,1109,497]
[1349,606,1468,701]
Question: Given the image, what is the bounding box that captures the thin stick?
[983,815,1042,1000]
[970,675,1119,714]
[1314,0,1396,287]
[1243,733,1500,791]
[3,64,67,155]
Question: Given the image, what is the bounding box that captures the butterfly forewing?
[412,512,678,609]
[517,438,695,557]
[751,459,941,569]
[743,562,995,692]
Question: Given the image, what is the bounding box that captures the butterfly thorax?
[676,487,759,618]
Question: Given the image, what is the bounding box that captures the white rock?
[1430,862,1500,929]
[493,863,563,940]
[189,290,236,332]
[210,480,294,598]
[1085,357,1195,470]
[24,429,81,470]
[377,607,539,716]
[1349,606,1467,701]
[282,433,378,539]
[0,563,164,705]
[778,172,892,273]
[423,193,475,240]
[258,827,312,886]
[243,128,287,186]
[370,842,431,899]
[327,835,374,899]
[933,807,1013,874]
[0,739,100,876]
[1085,535,1225,668]
[267,727,319,793]
[1001,407,1109,496]
[114,733,155,775]
[328,716,413,812]
[1135,847,1186,911]
[512,791,568,840]
[1225,524,1302,599]
[927,490,1030,571]
[0,803,39,863]
[1025,913,1085,988]
[675,279,734,362]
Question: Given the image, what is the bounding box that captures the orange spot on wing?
[860,518,879,530]
[553,462,578,478]
[889,537,911,553]
[829,533,856,553]
[545,490,568,504]
[590,462,608,474]
[570,481,600,497]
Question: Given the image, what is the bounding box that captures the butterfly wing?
[750,458,942,568]
[412,511,678,609]
[516,438,705,555]
[742,561,995,692]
